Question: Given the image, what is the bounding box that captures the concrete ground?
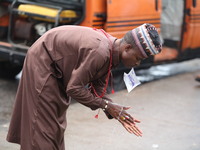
[0,62,200,150]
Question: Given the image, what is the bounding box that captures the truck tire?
[0,62,22,78]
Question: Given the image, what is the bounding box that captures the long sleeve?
[66,47,110,110]
[91,75,114,119]
[91,74,113,102]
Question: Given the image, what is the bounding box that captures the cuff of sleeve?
[104,111,113,119]
[101,98,113,119]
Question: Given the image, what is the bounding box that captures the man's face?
[121,45,145,68]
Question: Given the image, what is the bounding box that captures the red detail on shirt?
[91,29,113,98]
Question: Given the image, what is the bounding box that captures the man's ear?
[125,44,132,52]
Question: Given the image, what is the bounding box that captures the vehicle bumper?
[0,45,26,65]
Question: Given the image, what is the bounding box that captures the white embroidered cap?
[131,23,162,58]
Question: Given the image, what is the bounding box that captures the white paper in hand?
[123,68,141,93]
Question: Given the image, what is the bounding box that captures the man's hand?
[118,118,142,136]
[105,102,143,137]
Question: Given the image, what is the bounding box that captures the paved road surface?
[0,59,200,150]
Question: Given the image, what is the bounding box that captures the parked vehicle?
[0,0,200,78]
